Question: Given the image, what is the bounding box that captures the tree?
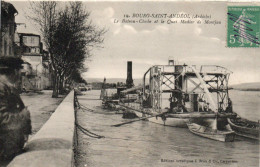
[52,2,105,93]
[27,1,105,97]
[27,1,59,97]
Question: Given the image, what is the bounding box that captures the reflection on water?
[75,90,259,167]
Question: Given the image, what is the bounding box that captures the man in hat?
[0,57,32,159]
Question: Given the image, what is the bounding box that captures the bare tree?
[27,1,60,97]
[27,1,105,97]
[49,2,106,93]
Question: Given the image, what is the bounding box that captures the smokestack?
[126,61,134,88]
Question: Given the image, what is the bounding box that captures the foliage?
[27,1,105,97]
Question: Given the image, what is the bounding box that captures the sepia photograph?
[0,0,259,167]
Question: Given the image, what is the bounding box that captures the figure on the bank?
[0,57,32,160]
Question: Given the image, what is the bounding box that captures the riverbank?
[230,82,260,91]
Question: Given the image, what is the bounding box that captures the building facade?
[0,2,23,91]
[1,2,51,91]
[16,33,51,90]
[1,1,18,57]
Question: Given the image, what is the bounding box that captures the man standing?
[0,57,32,159]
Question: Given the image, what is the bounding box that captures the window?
[23,37,27,44]
[31,37,35,44]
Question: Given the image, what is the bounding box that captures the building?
[18,33,43,74]
[15,33,51,90]
[1,2,51,91]
[1,1,18,57]
[0,2,23,90]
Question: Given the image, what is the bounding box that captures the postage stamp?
[227,6,260,47]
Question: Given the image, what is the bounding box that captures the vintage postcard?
[1,0,259,167]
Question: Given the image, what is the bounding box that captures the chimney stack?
[126,61,134,88]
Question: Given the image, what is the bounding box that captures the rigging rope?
[80,104,95,112]
[75,95,95,112]
[75,94,105,139]
[75,122,105,139]
[75,94,159,141]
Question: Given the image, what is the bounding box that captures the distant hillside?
[87,79,260,91]
[86,78,144,86]
[230,82,260,91]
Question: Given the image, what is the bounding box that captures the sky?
[9,1,260,85]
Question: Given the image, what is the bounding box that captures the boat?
[119,59,236,131]
[227,117,260,140]
[187,123,235,142]
[100,59,240,142]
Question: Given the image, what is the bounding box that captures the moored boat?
[187,123,235,142]
[109,60,240,142]
[227,117,260,140]
[119,60,236,131]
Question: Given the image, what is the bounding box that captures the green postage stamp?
[227,6,260,47]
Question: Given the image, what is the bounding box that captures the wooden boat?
[227,117,260,140]
[187,123,235,142]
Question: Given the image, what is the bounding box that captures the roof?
[1,1,18,15]
[18,33,41,37]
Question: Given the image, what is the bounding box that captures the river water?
[75,90,259,167]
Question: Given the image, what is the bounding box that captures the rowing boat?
[227,117,260,140]
[187,123,235,142]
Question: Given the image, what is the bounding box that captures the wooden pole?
[112,110,168,127]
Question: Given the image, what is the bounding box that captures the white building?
[16,33,51,90]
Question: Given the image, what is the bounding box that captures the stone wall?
[8,90,75,167]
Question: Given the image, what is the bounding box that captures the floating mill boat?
[119,59,237,142]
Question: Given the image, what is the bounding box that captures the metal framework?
[142,64,232,113]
